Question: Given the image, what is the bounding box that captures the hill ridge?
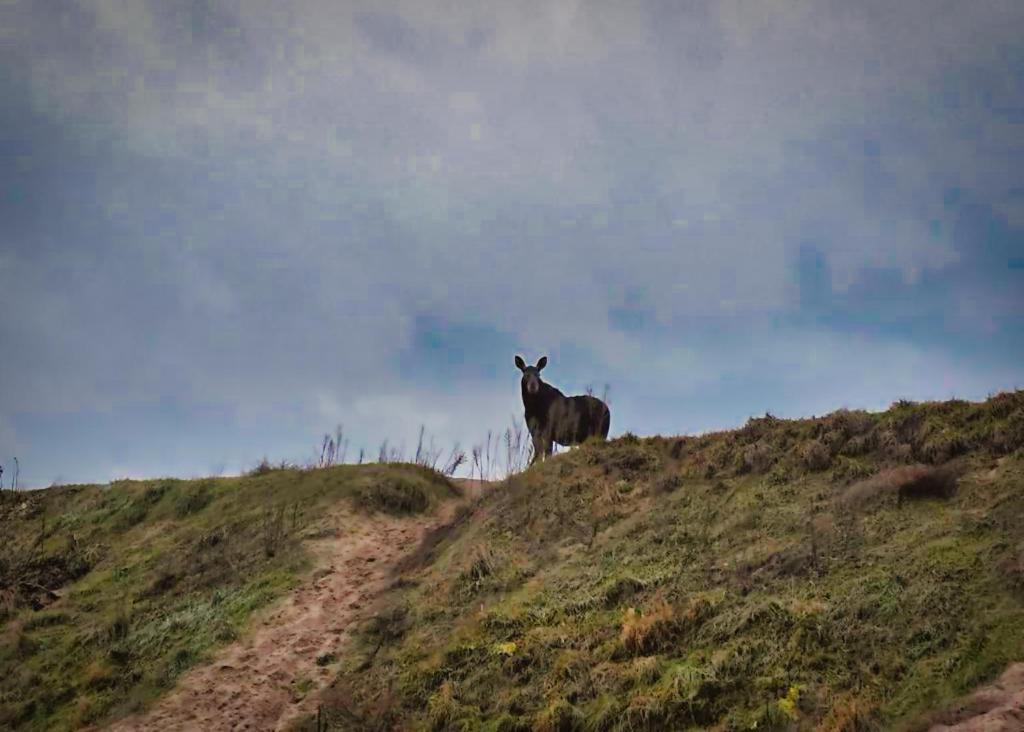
[315,391,1024,731]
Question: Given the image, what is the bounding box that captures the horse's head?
[514,355,548,396]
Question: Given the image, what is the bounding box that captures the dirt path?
[927,664,1024,732]
[107,498,466,732]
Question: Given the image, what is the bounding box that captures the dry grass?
[235,391,1024,730]
[802,439,833,471]
[840,464,959,509]
[620,597,680,656]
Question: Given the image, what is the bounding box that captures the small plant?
[427,681,459,729]
[174,482,212,517]
[377,439,405,464]
[250,457,274,476]
[364,603,410,646]
[801,439,832,471]
[492,641,517,657]
[318,424,348,468]
[441,444,467,477]
[654,473,684,494]
[840,464,959,509]
[106,612,131,644]
[355,477,431,515]
[457,545,497,596]
[777,684,801,721]
[620,597,680,655]
[261,504,287,558]
[741,441,776,474]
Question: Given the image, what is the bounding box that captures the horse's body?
[515,356,611,464]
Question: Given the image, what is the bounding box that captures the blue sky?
[1,0,1022,488]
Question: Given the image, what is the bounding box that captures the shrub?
[249,457,274,476]
[355,477,431,515]
[608,444,661,477]
[457,545,497,596]
[840,432,877,457]
[840,464,958,509]
[114,492,157,530]
[830,456,875,485]
[602,576,647,608]
[653,474,684,494]
[920,431,968,464]
[765,463,791,486]
[828,408,874,436]
[534,698,583,732]
[427,681,459,730]
[174,483,212,517]
[261,505,287,558]
[801,440,832,471]
[741,442,776,474]
[620,599,680,656]
[364,603,411,646]
[991,410,1024,455]
[877,429,913,462]
[894,464,959,504]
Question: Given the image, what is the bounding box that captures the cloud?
[2,0,1023,487]
[0,416,20,460]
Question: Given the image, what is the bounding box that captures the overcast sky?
[2,0,1023,488]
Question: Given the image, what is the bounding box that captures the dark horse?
[515,355,611,465]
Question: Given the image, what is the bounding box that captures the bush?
[920,431,968,464]
[249,457,274,476]
[840,432,877,457]
[620,599,680,656]
[840,464,958,509]
[365,603,411,645]
[261,505,287,558]
[830,456,875,485]
[653,474,684,494]
[355,477,431,515]
[741,442,776,474]
[457,545,497,597]
[534,698,584,732]
[174,483,212,517]
[991,410,1024,455]
[801,440,832,471]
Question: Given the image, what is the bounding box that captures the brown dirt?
[105,494,476,732]
[926,664,1024,731]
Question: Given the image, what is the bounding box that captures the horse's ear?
[536,356,548,371]
[515,355,526,371]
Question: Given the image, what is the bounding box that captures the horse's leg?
[529,426,545,465]
[540,423,555,462]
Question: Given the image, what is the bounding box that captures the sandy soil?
[106,496,468,732]
[927,664,1024,732]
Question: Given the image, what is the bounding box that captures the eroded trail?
[108,500,463,732]
[928,664,1024,732]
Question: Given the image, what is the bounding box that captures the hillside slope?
[318,392,1024,731]
[0,463,459,730]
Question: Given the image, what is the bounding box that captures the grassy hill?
[0,463,458,730]
[316,392,1024,731]
[2,393,1022,731]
